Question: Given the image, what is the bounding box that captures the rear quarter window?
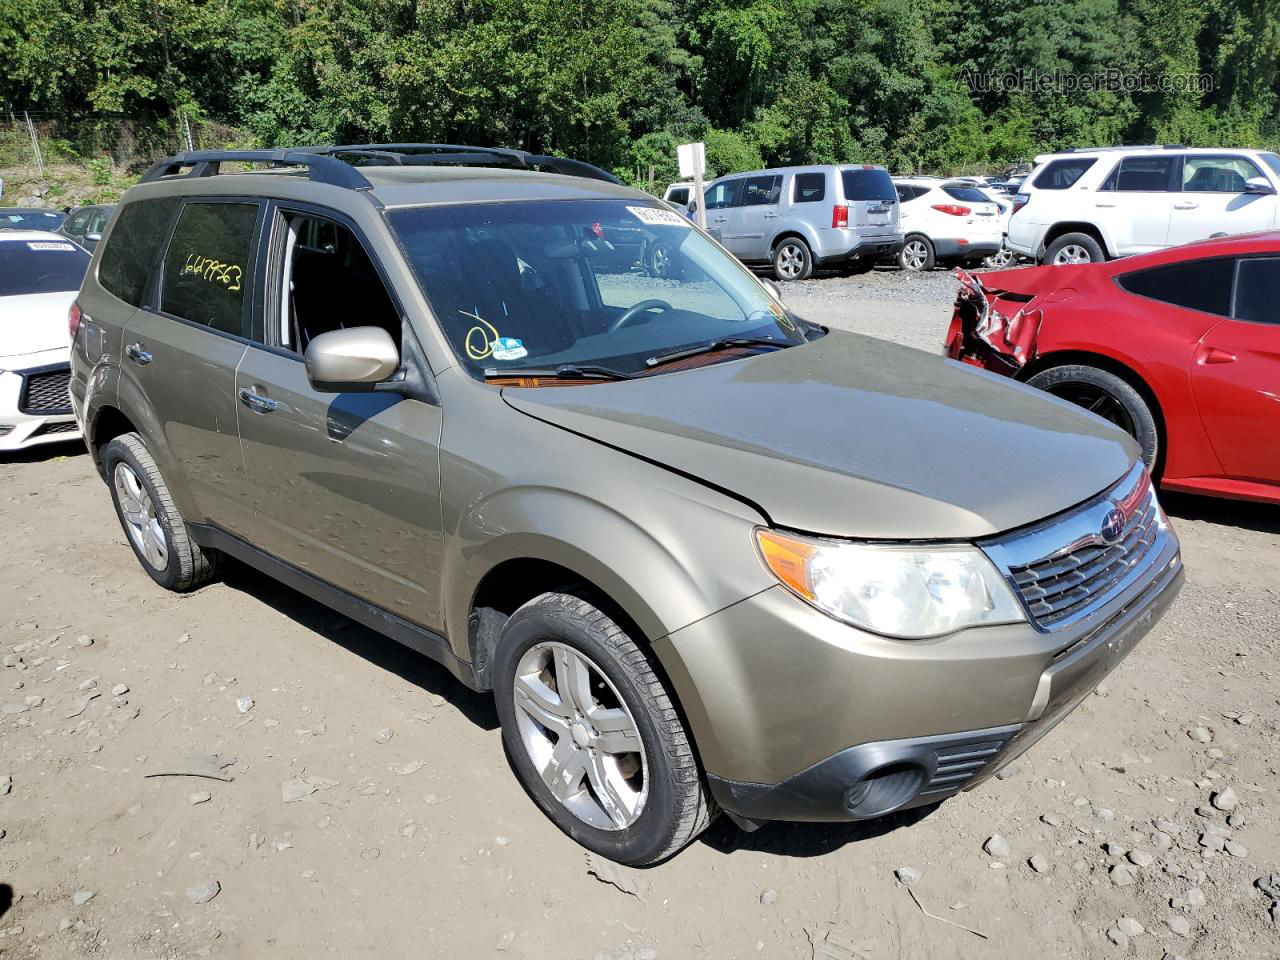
[98,198,180,306]
[840,169,896,203]
[1117,258,1234,316]
[1032,158,1097,190]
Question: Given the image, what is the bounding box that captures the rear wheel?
[983,247,1017,269]
[1043,232,1105,266]
[772,238,813,281]
[898,235,935,271]
[1027,365,1159,467]
[493,592,714,865]
[101,433,220,591]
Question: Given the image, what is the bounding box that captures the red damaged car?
[947,233,1280,505]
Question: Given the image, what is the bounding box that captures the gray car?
[69,144,1182,865]
[58,203,116,251]
[695,164,903,281]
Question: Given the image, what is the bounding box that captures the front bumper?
[0,358,81,452]
[655,502,1183,824]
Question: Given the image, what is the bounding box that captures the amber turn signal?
[754,528,817,600]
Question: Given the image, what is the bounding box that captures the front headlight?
[755,528,1026,639]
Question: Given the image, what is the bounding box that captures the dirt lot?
[2,269,1278,960]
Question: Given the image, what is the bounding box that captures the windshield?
[0,209,67,231]
[388,199,806,379]
[0,240,90,297]
[1260,153,1280,179]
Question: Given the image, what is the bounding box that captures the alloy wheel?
[512,641,648,831]
[113,461,168,571]
[776,243,806,280]
[1052,244,1093,265]
[1046,383,1137,436]
[984,248,1015,268]
[901,240,929,270]
[650,244,672,278]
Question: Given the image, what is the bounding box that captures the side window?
[794,173,826,202]
[278,212,401,352]
[704,180,743,210]
[742,175,781,206]
[1183,156,1263,193]
[1117,258,1234,316]
[98,197,180,307]
[1112,156,1175,192]
[160,201,259,336]
[88,210,111,235]
[1031,158,1097,190]
[63,211,90,236]
[1234,257,1280,325]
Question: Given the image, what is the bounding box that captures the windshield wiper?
[645,336,791,369]
[484,363,633,381]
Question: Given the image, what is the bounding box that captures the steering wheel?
[609,299,674,333]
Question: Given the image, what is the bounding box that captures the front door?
[234,207,448,629]
[702,178,743,248]
[732,174,783,261]
[1167,155,1280,247]
[1190,256,1280,485]
[119,198,263,534]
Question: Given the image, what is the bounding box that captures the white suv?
[1006,145,1280,265]
[892,178,1004,270]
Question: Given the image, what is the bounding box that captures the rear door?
[731,174,783,260]
[1191,255,1280,484]
[1167,155,1279,246]
[840,167,897,234]
[119,197,264,534]
[1094,155,1177,254]
[233,203,448,628]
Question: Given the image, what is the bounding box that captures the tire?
[772,237,813,281]
[983,247,1016,269]
[101,433,221,591]
[898,235,935,271]
[1026,365,1159,468]
[647,240,677,280]
[493,592,714,865]
[1043,232,1105,266]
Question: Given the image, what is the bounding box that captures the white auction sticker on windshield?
[626,206,690,227]
[26,241,76,251]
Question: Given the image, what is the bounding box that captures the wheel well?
[770,231,810,255]
[1042,222,1109,258]
[1019,350,1166,474]
[466,558,647,691]
[88,406,137,476]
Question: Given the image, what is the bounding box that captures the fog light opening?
[843,763,927,818]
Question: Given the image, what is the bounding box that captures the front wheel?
[772,238,813,281]
[982,247,1017,269]
[493,592,714,865]
[898,235,935,271]
[1026,365,1159,468]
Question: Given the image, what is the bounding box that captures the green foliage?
[3,0,1280,180]
[87,157,112,186]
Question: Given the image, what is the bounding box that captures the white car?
[0,231,90,450]
[891,178,1003,270]
[662,182,694,208]
[1007,145,1280,265]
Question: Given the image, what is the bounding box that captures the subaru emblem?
[1099,506,1126,544]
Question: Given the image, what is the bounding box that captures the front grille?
[982,463,1170,632]
[30,420,80,438]
[18,365,72,415]
[917,729,1015,799]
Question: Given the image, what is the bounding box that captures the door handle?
[763,212,779,219]
[1095,202,1116,208]
[1198,346,1236,365]
[1174,201,1198,210]
[125,343,152,365]
[238,387,278,413]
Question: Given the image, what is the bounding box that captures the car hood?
[0,291,75,361]
[502,331,1138,540]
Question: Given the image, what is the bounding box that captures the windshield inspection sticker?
[626,205,691,227]
[26,241,76,251]
[490,337,528,361]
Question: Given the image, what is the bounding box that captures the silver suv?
[696,164,903,280]
[71,144,1181,865]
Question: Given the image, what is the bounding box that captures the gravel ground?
[1,270,1278,960]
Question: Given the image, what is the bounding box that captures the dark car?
[0,208,67,233]
[58,204,116,251]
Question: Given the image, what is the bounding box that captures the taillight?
[68,302,83,341]
[932,204,971,217]
[1011,193,1030,214]
[832,205,849,228]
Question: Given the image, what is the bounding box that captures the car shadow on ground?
[1163,491,1280,535]
[0,439,87,465]
[698,803,939,859]
[220,561,499,730]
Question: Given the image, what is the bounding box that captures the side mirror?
[304,326,400,392]
[85,232,102,243]
[1244,177,1276,196]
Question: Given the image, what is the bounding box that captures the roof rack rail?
[140,149,375,189]
[139,143,622,189]
[1062,144,1188,153]
[317,144,622,184]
